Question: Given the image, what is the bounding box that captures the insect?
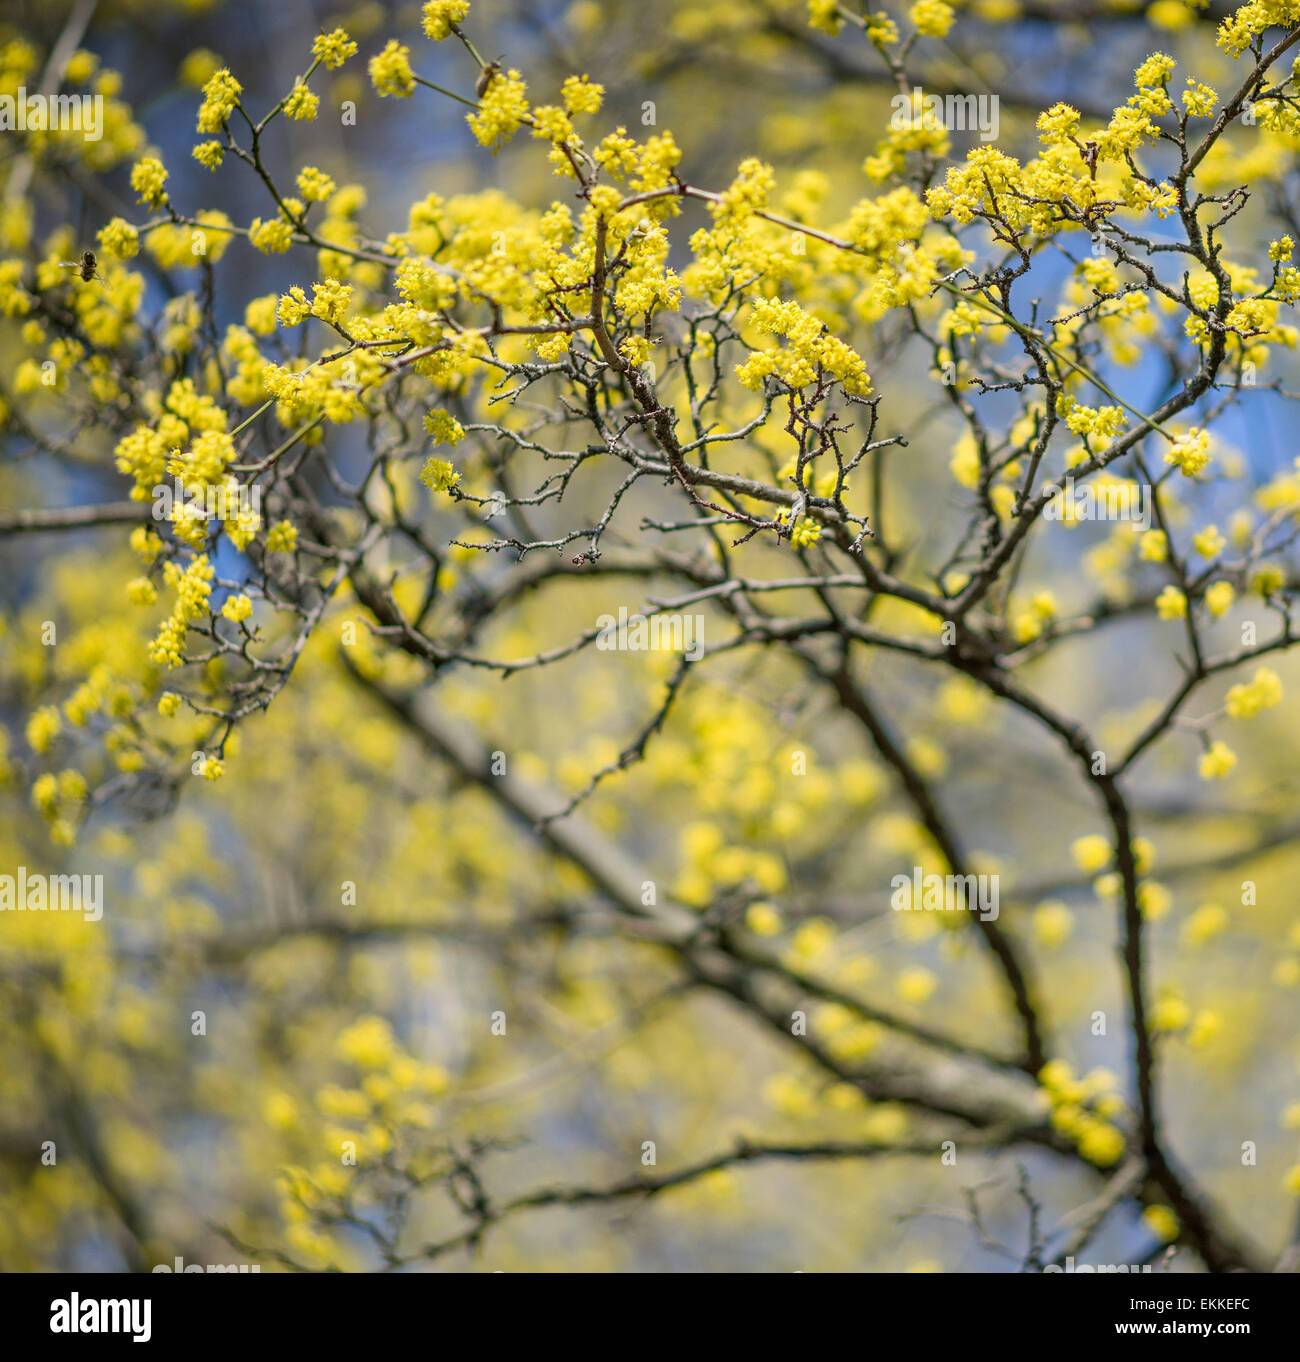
[475,59,502,100]
[58,250,100,283]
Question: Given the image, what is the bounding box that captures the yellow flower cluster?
[1204,581,1234,617]
[1165,427,1211,477]
[737,297,872,395]
[266,520,298,552]
[1192,525,1225,558]
[1061,398,1127,442]
[1199,740,1237,781]
[714,157,775,224]
[467,68,529,150]
[808,0,842,34]
[283,81,318,122]
[1012,591,1057,644]
[98,218,139,259]
[424,409,464,444]
[420,458,460,493]
[561,75,603,116]
[1155,585,1187,620]
[196,68,242,133]
[788,515,822,548]
[222,325,267,405]
[312,28,357,70]
[129,157,168,208]
[1224,666,1283,718]
[909,0,955,37]
[149,556,215,669]
[277,280,353,327]
[260,341,386,427]
[1217,0,1300,58]
[168,427,235,485]
[422,0,470,41]
[221,593,253,623]
[369,40,416,98]
[112,378,227,498]
[249,216,294,254]
[26,706,61,755]
[296,166,335,203]
[1039,1060,1128,1166]
[192,140,223,170]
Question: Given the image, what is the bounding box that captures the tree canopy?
[2,0,1300,1273]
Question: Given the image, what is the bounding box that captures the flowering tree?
[2,0,1300,1273]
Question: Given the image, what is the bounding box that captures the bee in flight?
[58,250,100,283]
